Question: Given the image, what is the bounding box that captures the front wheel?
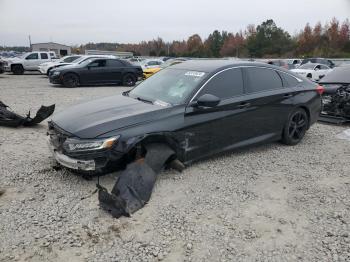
[12,65,24,75]
[62,73,79,88]
[281,108,309,145]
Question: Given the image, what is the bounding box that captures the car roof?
[170,59,280,73]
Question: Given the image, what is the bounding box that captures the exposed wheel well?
[126,134,179,162]
[11,64,23,70]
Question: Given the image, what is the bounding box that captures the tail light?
[316,85,325,95]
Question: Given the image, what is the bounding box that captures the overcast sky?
[0,0,349,46]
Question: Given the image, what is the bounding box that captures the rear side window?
[106,60,124,67]
[279,72,300,87]
[197,68,244,99]
[244,67,282,93]
[40,53,48,59]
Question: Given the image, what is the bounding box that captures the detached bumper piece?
[0,101,55,127]
[98,143,175,218]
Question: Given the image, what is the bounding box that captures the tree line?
[75,18,350,58]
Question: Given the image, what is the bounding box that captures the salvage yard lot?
[0,73,349,262]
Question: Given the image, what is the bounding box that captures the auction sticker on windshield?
[185,71,205,78]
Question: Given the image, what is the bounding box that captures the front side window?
[320,65,329,70]
[26,53,38,60]
[40,53,48,59]
[244,67,282,93]
[129,68,207,105]
[197,68,244,99]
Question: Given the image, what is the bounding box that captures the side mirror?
[194,94,220,108]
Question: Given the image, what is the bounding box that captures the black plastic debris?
[0,101,55,127]
[98,143,175,218]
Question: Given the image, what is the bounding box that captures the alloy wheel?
[288,111,307,140]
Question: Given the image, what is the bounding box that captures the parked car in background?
[39,55,82,75]
[4,51,58,74]
[291,63,332,81]
[48,60,322,173]
[128,57,145,65]
[0,59,5,74]
[49,57,143,88]
[141,59,164,70]
[319,65,350,123]
[286,59,302,69]
[143,58,187,79]
[266,59,289,69]
[300,58,335,68]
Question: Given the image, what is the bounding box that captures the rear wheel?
[122,74,136,87]
[281,108,309,145]
[12,65,24,75]
[307,73,312,79]
[62,73,79,88]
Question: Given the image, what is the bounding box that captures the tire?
[12,65,24,75]
[306,73,312,79]
[281,108,309,145]
[122,74,136,87]
[62,73,79,88]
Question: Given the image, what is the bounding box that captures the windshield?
[62,56,81,63]
[299,64,315,69]
[129,68,207,105]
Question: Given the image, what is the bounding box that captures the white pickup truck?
[4,51,58,74]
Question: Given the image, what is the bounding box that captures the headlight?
[63,136,120,152]
[52,71,61,76]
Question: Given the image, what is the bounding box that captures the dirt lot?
[0,73,349,262]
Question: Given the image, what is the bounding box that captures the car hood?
[51,95,170,138]
[54,64,79,71]
[7,57,22,64]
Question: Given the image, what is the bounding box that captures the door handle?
[237,102,251,109]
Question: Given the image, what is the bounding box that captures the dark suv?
[49,58,143,87]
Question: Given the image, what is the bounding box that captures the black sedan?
[49,58,143,88]
[48,60,322,174]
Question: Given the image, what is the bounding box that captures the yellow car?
[142,58,186,79]
[143,67,162,79]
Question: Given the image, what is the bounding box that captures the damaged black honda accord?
[48,60,322,174]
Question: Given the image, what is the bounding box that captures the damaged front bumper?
[52,150,96,171]
[47,124,124,173]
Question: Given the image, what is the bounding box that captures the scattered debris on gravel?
[0,73,349,261]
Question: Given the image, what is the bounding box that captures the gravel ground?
[0,73,349,262]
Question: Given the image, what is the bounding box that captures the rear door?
[105,59,124,83]
[241,67,297,139]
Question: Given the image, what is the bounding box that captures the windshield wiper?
[136,96,153,104]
